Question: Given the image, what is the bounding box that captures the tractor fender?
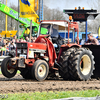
[35,35,57,67]
[57,44,81,62]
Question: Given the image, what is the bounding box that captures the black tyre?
[31,60,49,81]
[59,48,75,80]
[19,67,33,79]
[1,57,17,78]
[69,48,95,81]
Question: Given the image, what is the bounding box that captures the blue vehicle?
[59,31,90,44]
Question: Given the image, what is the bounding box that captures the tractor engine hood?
[27,42,47,50]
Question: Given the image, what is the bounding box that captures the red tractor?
[1,20,95,81]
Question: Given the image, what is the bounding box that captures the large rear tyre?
[1,57,17,78]
[69,48,95,81]
[31,60,49,81]
[59,48,75,80]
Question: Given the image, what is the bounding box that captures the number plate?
[20,54,26,59]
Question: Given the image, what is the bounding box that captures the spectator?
[25,36,29,42]
[9,41,16,51]
[13,35,17,42]
[13,35,17,39]
[8,41,16,57]
[16,39,19,43]
[31,36,37,42]
[6,39,10,47]
[1,44,6,56]
[12,39,15,43]
[19,37,24,42]
[0,37,4,48]
[75,37,78,44]
[85,33,99,45]
[12,39,16,47]
[33,37,37,42]
[23,39,26,42]
[31,36,34,42]
[5,43,10,56]
[0,36,4,56]
[3,39,8,45]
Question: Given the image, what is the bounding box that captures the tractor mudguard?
[35,35,57,67]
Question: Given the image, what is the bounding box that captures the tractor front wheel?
[1,57,17,78]
[31,60,49,81]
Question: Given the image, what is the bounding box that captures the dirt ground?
[0,74,100,94]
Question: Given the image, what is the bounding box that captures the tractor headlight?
[17,49,21,54]
[23,49,27,54]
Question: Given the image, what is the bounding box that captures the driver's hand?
[48,36,52,41]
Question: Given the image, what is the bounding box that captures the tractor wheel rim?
[38,64,46,77]
[7,68,15,74]
[80,55,91,75]
[7,63,15,74]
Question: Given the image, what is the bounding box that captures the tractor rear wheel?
[69,48,95,81]
[1,57,17,78]
[31,60,49,81]
[59,48,75,80]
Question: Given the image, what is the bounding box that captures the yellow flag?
[19,0,39,18]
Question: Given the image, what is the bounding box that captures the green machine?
[0,2,41,38]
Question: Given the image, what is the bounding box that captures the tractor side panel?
[82,45,100,78]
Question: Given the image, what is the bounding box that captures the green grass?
[0,70,20,74]
[0,90,100,100]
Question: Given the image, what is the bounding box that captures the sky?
[8,0,98,11]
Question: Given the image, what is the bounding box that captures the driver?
[47,25,63,50]
[47,25,59,40]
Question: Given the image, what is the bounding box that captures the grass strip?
[0,90,100,100]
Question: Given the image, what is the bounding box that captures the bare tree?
[7,4,18,30]
[44,5,66,20]
[86,0,99,34]
[44,5,52,20]
[0,0,6,31]
[0,0,18,31]
[98,0,100,12]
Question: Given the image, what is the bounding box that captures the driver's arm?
[51,29,59,39]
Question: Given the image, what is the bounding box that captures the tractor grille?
[16,43,27,49]
[16,43,27,57]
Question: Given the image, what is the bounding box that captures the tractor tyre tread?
[68,48,95,81]
[59,48,75,80]
[1,57,17,78]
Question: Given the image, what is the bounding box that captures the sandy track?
[0,74,100,94]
